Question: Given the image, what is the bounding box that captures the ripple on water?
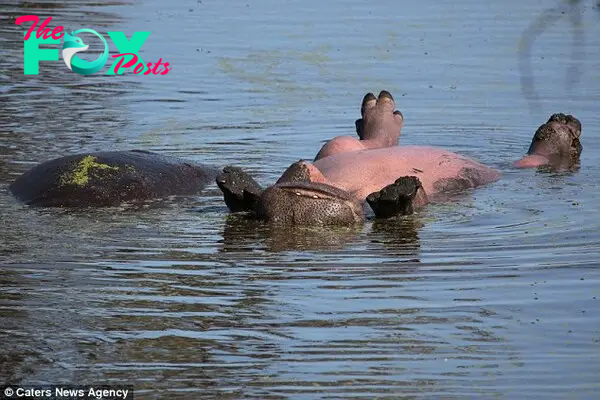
[1,0,600,398]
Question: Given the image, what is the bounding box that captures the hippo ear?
[355,118,365,139]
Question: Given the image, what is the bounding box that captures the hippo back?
[9,150,218,207]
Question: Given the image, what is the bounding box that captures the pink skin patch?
[513,154,549,168]
[312,145,501,202]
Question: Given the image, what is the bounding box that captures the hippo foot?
[216,166,263,213]
[366,176,423,219]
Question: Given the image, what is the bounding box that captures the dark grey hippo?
[9,150,218,207]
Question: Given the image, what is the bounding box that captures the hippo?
[9,150,218,207]
[217,148,501,225]
[216,93,583,225]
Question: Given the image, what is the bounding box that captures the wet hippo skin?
[9,150,218,207]
[217,146,500,225]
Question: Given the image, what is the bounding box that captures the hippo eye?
[393,110,403,119]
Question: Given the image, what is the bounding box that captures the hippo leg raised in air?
[314,90,404,160]
[217,166,263,213]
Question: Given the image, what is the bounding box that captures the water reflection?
[220,215,363,252]
[1,0,600,398]
[370,216,422,258]
[218,211,426,254]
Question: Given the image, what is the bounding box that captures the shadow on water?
[369,216,422,259]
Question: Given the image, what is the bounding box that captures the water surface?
[1,0,599,398]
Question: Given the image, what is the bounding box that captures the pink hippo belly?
[313,146,501,200]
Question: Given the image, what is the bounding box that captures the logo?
[62,29,108,75]
[16,15,171,76]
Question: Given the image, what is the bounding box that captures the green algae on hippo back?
[59,155,121,187]
[9,150,218,207]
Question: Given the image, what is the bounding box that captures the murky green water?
[1,0,599,398]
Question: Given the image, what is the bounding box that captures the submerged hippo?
[217,93,582,225]
[9,150,218,207]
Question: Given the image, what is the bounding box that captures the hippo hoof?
[216,166,263,213]
[366,176,422,219]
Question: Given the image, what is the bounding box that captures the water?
[1,0,599,398]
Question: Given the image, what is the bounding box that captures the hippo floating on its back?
[9,150,218,207]
[218,146,501,225]
[217,91,583,225]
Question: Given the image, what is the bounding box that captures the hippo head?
[258,181,365,225]
[527,113,582,168]
[355,90,404,146]
[217,165,364,225]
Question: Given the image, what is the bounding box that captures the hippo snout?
[258,182,365,225]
